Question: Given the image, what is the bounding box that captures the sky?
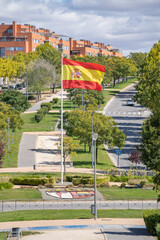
[0,0,160,56]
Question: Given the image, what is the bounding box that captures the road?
[103,83,150,169]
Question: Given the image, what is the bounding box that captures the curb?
[0,224,146,232]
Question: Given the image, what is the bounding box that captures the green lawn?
[0,231,41,240]
[98,187,158,200]
[0,189,42,200]
[21,112,60,132]
[52,99,78,110]
[0,209,143,222]
[2,112,60,168]
[107,77,137,90]
[72,145,115,170]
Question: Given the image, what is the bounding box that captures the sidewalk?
[0,218,154,240]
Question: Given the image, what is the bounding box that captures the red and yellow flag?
[63,59,105,91]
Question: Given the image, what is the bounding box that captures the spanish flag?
[63,59,105,91]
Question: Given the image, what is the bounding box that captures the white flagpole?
[61,53,63,184]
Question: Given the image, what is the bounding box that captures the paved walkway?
[0,219,154,240]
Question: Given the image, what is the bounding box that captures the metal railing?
[0,199,159,212]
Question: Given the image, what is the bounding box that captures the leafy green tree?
[0,102,23,133]
[128,52,147,74]
[0,89,30,112]
[59,136,80,175]
[63,109,126,161]
[26,58,57,101]
[36,43,61,76]
[138,114,160,170]
[135,43,160,117]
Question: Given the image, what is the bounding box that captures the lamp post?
[84,100,89,111]
[7,118,10,159]
[91,111,98,168]
[92,132,98,220]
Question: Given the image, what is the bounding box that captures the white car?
[126,98,134,106]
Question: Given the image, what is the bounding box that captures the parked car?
[126,98,134,106]
[2,86,8,92]
[15,84,23,90]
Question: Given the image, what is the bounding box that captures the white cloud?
[0,0,159,55]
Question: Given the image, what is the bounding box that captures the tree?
[63,109,126,161]
[26,58,57,101]
[59,136,80,175]
[128,150,141,168]
[0,139,5,167]
[138,114,160,171]
[0,102,23,133]
[135,42,160,117]
[0,89,30,112]
[36,43,61,76]
[128,52,147,74]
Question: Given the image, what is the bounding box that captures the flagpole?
[61,52,63,184]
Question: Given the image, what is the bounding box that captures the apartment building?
[0,21,122,58]
[70,38,122,57]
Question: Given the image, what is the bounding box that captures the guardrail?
[0,199,159,212]
[106,169,155,177]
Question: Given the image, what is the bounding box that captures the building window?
[33,48,36,51]
[7,29,13,33]
[1,38,6,42]
[33,39,39,44]
[6,47,23,51]
[16,38,22,41]
[0,48,5,58]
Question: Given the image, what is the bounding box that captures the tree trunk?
[64,155,66,175]
[84,144,86,152]
[89,145,91,153]
[113,78,116,87]
[96,147,98,163]
[52,83,55,93]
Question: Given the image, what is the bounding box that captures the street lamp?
[91,111,98,168]
[92,132,98,220]
[84,100,89,111]
[7,118,10,159]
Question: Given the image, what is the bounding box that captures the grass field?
[0,189,42,200]
[2,112,60,168]
[0,231,41,240]
[98,187,158,200]
[72,144,115,170]
[0,209,144,222]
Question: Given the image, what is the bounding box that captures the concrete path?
[0,219,154,240]
[18,134,37,167]
[25,90,68,113]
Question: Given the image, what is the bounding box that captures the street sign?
[116,150,122,155]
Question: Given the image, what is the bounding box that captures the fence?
[0,199,159,212]
[105,169,155,177]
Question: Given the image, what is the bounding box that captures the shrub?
[156,223,160,239]
[0,182,13,190]
[70,175,110,186]
[41,103,52,111]
[9,177,56,186]
[28,95,36,100]
[140,181,146,187]
[110,175,129,182]
[120,183,126,188]
[52,98,59,104]
[35,107,48,122]
[143,210,160,235]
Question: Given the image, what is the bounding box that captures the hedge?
[41,102,52,111]
[156,224,160,240]
[9,177,56,186]
[52,98,59,104]
[143,210,160,235]
[0,182,13,190]
[35,106,49,123]
[66,175,110,186]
